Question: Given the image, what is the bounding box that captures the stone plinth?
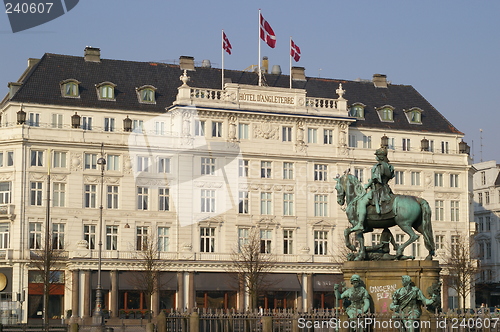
[341,260,441,314]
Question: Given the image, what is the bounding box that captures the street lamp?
[93,146,106,327]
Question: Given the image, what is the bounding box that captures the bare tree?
[441,232,481,310]
[229,228,276,310]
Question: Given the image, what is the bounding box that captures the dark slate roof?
[7,52,462,135]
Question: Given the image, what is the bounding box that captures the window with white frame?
[429,140,435,152]
[435,235,444,250]
[30,182,43,206]
[411,172,421,186]
[478,192,483,206]
[106,155,119,171]
[478,216,484,232]
[260,229,272,253]
[155,121,165,135]
[52,113,63,128]
[435,200,444,221]
[238,191,249,214]
[84,225,96,250]
[314,164,327,181]
[451,235,459,254]
[282,126,292,142]
[6,152,13,167]
[84,184,97,208]
[485,216,491,232]
[53,151,67,168]
[158,158,170,173]
[324,129,333,144]
[159,187,170,211]
[201,157,216,175]
[434,173,443,187]
[0,182,11,204]
[395,171,404,185]
[84,153,97,170]
[239,159,249,177]
[441,141,449,154]
[283,193,294,216]
[212,121,223,137]
[372,233,381,246]
[261,161,272,178]
[52,183,65,207]
[354,168,364,183]
[158,227,170,252]
[283,229,293,254]
[31,150,44,167]
[195,120,205,136]
[308,128,317,143]
[29,222,42,249]
[52,223,65,249]
[486,192,490,205]
[136,226,148,250]
[238,228,249,252]
[314,230,328,255]
[395,234,405,247]
[238,123,249,139]
[107,185,119,209]
[106,225,118,250]
[402,138,411,151]
[363,135,372,149]
[481,171,486,185]
[137,186,149,210]
[314,194,328,217]
[0,223,9,249]
[200,227,215,252]
[348,134,357,148]
[260,192,272,215]
[450,200,459,221]
[137,156,150,172]
[283,162,294,180]
[412,242,420,257]
[104,117,115,132]
[81,116,92,130]
[28,112,40,127]
[131,119,143,132]
[201,189,215,213]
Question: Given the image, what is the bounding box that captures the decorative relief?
[52,174,67,182]
[136,178,167,186]
[295,120,307,152]
[124,156,133,175]
[0,173,13,181]
[71,153,82,171]
[228,115,237,142]
[254,121,279,140]
[104,177,121,184]
[84,176,99,183]
[338,123,348,155]
[194,181,223,188]
[30,173,46,181]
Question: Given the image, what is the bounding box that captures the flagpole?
[258,9,262,86]
[289,36,292,89]
[222,29,224,90]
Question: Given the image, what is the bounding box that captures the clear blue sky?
[1,0,498,163]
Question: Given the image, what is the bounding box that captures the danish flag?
[260,14,276,48]
[223,31,232,55]
[290,39,301,62]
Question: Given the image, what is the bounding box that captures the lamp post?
[93,145,106,327]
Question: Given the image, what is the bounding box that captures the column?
[296,273,303,312]
[187,272,195,311]
[71,270,79,319]
[177,272,184,311]
[151,271,159,316]
[82,270,91,318]
[110,270,118,318]
[306,274,313,312]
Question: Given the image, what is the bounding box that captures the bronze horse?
[335,173,435,261]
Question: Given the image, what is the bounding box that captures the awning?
[263,273,301,291]
[118,271,177,290]
[313,274,343,292]
[195,273,238,291]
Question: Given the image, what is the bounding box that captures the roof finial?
[180,69,190,87]
[336,83,345,100]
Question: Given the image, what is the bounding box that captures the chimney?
[271,65,282,75]
[373,74,387,88]
[261,56,269,73]
[291,66,306,81]
[8,82,22,99]
[179,56,195,71]
[84,46,101,62]
[27,58,40,69]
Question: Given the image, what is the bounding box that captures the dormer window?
[96,82,116,101]
[377,106,394,122]
[136,85,157,104]
[405,108,423,124]
[60,79,80,98]
[349,103,365,119]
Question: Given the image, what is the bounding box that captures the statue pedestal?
[341,260,441,314]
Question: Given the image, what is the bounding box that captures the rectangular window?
[53,151,67,168]
[348,134,357,148]
[137,156,150,172]
[159,188,170,211]
[0,223,9,249]
[0,182,11,204]
[158,227,170,252]
[441,141,449,154]
[372,233,381,246]
[435,200,444,221]
[133,120,143,132]
[478,216,484,232]
[52,183,65,207]
[238,123,249,139]
[104,118,115,132]
[429,140,435,152]
[0,153,4,167]
[52,113,63,129]
[106,225,118,250]
[402,138,411,151]
[283,193,294,216]
[395,234,405,246]
[481,171,486,185]
[155,121,165,135]
[238,191,249,214]
[201,189,215,213]
[260,229,272,254]
[107,185,119,209]
[314,164,327,181]
[136,226,148,251]
[412,242,420,257]
[239,159,249,177]
[486,192,490,205]
[283,162,294,180]
[200,227,215,253]
[314,194,328,217]
[84,225,96,250]
[6,152,13,166]
[107,155,120,171]
[282,126,292,142]
[260,192,272,215]
[52,223,65,249]
[195,120,205,136]
[31,150,44,167]
[478,192,483,206]
[84,184,97,208]
[354,168,364,183]
[450,200,460,221]
[434,173,443,187]
[411,172,421,186]
[324,129,333,144]
[486,242,492,259]
[137,187,149,210]
[485,216,491,232]
[212,121,223,137]
[84,153,97,170]
[201,157,216,175]
[28,112,40,127]
[395,171,404,185]
[30,182,43,206]
[81,116,92,130]
[283,229,293,254]
[435,235,444,250]
[308,128,317,144]
[238,228,249,252]
[158,158,170,173]
[451,235,459,254]
[29,222,42,249]
[314,230,328,255]
[363,135,372,149]
[261,161,272,178]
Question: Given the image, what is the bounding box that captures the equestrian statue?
[334,147,435,261]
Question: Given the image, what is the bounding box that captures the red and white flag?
[290,39,301,62]
[223,31,232,55]
[260,13,276,48]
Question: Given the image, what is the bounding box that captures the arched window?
[377,106,394,122]
[96,82,116,101]
[349,103,365,119]
[405,108,423,124]
[136,85,157,104]
[60,79,80,98]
